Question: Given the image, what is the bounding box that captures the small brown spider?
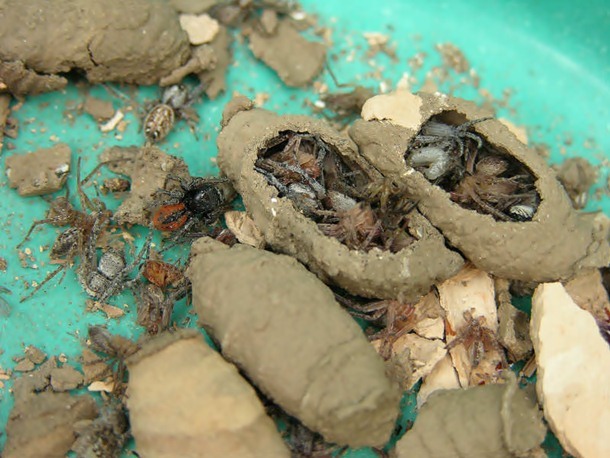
[451,154,537,221]
[87,326,139,394]
[446,310,507,370]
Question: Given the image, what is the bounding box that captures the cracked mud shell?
[350,91,610,282]
[0,0,190,96]
[217,103,464,300]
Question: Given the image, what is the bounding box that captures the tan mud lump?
[186,238,401,447]
[217,102,464,300]
[350,90,610,282]
[0,0,190,96]
[126,330,290,458]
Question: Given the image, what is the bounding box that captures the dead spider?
[451,154,538,221]
[19,159,114,302]
[335,294,425,360]
[318,203,383,251]
[87,326,139,394]
[445,310,507,369]
[143,83,204,144]
[405,117,492,181]
[72,400,130,458]
[78,218,152,304]
[151,175,235,239]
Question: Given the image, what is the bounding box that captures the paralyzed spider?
[151,175,235,237]
[87,326,139,394]
[335,292,440,359]
[78,217,152,304]
[446,309,507,370]
[72,400,130,458]
[19,159,114,302]
[143,83,205,144]
[405,116,492,182]
[451,154,538,221]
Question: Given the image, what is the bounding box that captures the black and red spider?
[151,175,235,236]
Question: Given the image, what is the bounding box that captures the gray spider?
[78,217,152,304]
[406,117,492,181]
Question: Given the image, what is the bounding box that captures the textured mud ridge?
[0,0,190,95]
[217,102,464,300]
[350,91,610,282]
[187,238,401,447]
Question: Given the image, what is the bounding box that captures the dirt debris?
[126,329,290,457]
[495,278,533,362]
[248,19,326,87]
[0,93,10,153]
[195,26,233,99]
[187,237,401,447]
[3,389,98,458]
[394,373,546,458]
[24,345,47,365]
[217,104,464,300]
[179,13,220,45]
[5,143,71,196]
[0,0,191,96]
[555,157,597,209]
[83,96,115,121]
[224,210,265,248]
[50,365,84,392]
[563,268,610,325]
[160,43,218,87]
[169,0,217,14]
[351,90,610,282]
[100,145,190,226]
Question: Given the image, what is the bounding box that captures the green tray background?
[1,0,609,455]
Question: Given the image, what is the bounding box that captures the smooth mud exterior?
[126,330,290,458]
[186,238,401,447]
[351,91,610,282]
[0,0,190,95]
[217,104,464,300]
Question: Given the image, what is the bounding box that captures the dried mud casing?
[393,374,546,458]
[0,0,190,95]
[125,330,290,458]
[217,106,464,300]
[350,91,610,282]
[186,238,401,448]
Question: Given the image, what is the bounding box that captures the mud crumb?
[100,145,190,225]
[0,256,7,271]
[83,96,115,121]
[50,365,84,392]
[179,13,220,45]
[25,346,47,365]
[435,43,470,73]
[14,359,35,372]
[248,19,326,87]
[5,143,71,196]
[555,157,597,209]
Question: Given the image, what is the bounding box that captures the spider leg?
[255,166,290,195]
[20,265,66,302]
[17,218,57,248]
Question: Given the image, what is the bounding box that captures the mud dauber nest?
[405,112,540,222]
[256,130,417,253]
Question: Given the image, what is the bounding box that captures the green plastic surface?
[1,0,609,456]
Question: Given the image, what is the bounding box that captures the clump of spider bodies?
[217,100,464,301]
[405,113,539,223]
[350,90,610,282]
